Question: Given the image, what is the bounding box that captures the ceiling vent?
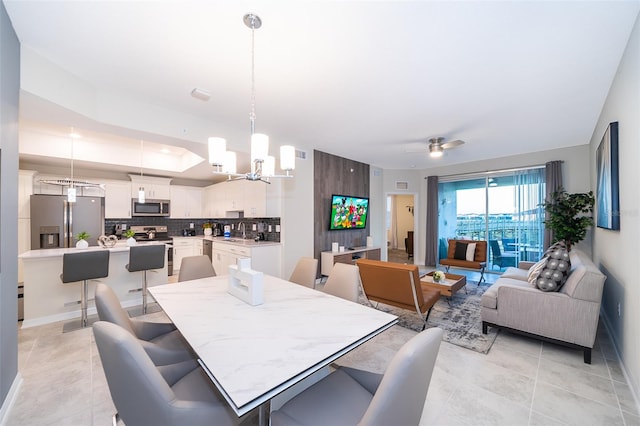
[396,181,409,190]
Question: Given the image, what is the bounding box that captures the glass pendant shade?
[280,145,296,171]
[224,151,237,174]
[263,156,275,177]
[251,133,269,162]
[208,137,227,166]
[67,187,77,203]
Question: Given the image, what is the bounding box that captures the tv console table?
[320,246,381,276]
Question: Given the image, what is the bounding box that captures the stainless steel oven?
[131,199,170,216]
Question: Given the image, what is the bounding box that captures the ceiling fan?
[427,137,465,158]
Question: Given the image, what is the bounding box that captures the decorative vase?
[204,228,212,236]
[76,239,89,249]
[127,237,137,246]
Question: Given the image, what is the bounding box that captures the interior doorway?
[386,193,416,264]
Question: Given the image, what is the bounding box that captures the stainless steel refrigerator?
[30,194,105,249]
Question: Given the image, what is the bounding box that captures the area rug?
[360,281,498,354]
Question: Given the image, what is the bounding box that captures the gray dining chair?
[95,283,193,365]
[322,262,361,303]
[93,321,239,426]
[178,255,216,282]
[271,327,444,426]
[60,250,110,330]
[289,257,318,288]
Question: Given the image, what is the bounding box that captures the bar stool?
[60,250,110,330]
[126,245,166,315]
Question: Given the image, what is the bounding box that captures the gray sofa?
[481,248,606,363]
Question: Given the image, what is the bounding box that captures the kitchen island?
[19,242,170,328]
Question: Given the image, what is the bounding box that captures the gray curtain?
[544,161,563,249]
[425,176,439,266]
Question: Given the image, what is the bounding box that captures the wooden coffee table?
[421,271,467,298]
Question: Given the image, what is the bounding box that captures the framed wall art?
[596,121,620,230]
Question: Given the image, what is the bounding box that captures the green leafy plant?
[124,229,135,238]
[542,188,595,250]
[76,231,90,241]
[202,222,212,229]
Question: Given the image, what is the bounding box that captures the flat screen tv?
[329,194,369,230]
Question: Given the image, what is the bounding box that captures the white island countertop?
[19,240,170,260]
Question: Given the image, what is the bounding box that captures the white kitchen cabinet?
[129,175,172,200]
[212,242,281,277]
[212,242,250,276]
[105,180,132,218]
[225,180,245,212]
[172,237,197,274]
[194,238,203,256]
[243,181,266,217]
[170,186,203,218]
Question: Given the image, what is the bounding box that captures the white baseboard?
[600,310,640,415]
[0,373,23,426]
[20,299,142,329]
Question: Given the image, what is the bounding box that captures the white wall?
[280,150,315,279]
[590,14,640,403]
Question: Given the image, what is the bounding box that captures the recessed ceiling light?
[160,148,170,154]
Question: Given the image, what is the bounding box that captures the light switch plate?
[268,225,272,232]
[190,223,194,229]
[252,224,257,231]
[276,225,281,232]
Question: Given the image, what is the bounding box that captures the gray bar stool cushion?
[271,327,444,426]
[95,283,193,365]
[61,250,110,283]
[93,321,239,426]
[126,244,165,272]
[178,255,216,282]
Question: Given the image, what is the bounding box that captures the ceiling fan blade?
[441,139,465,149]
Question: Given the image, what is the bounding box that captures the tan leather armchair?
[356,259,440,330]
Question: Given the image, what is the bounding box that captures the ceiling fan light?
[429,144,444,158]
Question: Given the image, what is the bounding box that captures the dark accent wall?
[314,150,370,274]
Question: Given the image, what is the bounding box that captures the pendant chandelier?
[208,13,295,183]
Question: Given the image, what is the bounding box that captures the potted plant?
[124,229,137,246]
[542,188,595,250]
[203,222,213,236]
[432,270,445,283]
[75,231,90,249]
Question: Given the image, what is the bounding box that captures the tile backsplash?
[104,217,281,242]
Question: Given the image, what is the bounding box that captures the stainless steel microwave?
[131,199,170,216]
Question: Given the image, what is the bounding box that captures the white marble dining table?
[148,274,398,417]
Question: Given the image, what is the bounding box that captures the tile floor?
[5,268,640,426]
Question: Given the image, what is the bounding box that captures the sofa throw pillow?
[453,242,468,260]
[466,243,477,261]
[532,245,572,292]
[527,257,549,287]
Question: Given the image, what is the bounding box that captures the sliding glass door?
[437,168,545,271]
